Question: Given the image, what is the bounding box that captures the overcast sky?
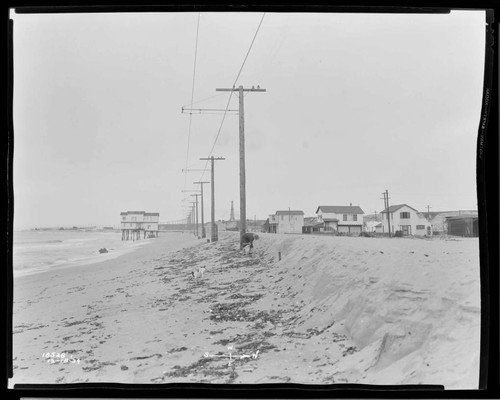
[11,10,486,229]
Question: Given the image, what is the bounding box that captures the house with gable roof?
[316,205,365,234]
[379,204,431,236]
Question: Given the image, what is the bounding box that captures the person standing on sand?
[241,232,259,254]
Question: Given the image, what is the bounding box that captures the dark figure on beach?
[241,232,259,253]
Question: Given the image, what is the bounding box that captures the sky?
[11,10,486,229]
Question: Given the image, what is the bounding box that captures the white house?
[316,205,365,234]
[120,211,159,240]
[379,204,431,236]
[268,210,304,234]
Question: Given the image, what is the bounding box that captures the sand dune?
[11,231,480,388]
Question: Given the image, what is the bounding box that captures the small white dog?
[191,266,206,279]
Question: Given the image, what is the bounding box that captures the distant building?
[120,211,159,240]
[316,205,364,234]
[380,204,431,236]
[302,217,323,234]
[424,210,478,234]
[363,213,382,232]
[374,222,384,233]
[268,210,304,234]
[446,215,479,237]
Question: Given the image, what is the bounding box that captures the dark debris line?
[153,236,289,383]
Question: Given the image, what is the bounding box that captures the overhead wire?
[183,12,201,190]
[199,12,266,180]
[181,92,227,109]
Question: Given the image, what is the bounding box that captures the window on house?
[400,212,410,219]
[353,215,357,221]
[132,217,137,221]
[416,225,425,229]
[122,216,125,220]
[281,215,284,221]
[343,214,347,221]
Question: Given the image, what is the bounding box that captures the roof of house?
[121,211,159,216]
[275,210,304,216]
[363,213,382,222]
[446,214,479,221]
[381,204,419,213]
[425,210,479,220]
[316,205,364,214]
[303,218,323,227]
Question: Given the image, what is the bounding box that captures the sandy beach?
[11,231,480,388]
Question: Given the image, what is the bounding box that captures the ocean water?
[12,230,147,276]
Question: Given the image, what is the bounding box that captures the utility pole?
[194,181,209,238]
[182,190,200,233]
[381,190,392,237]
[190,202,196,235]
[200,156,225,242]
[386,190,391,237]
[426,205,432,219]
[191,194,201,237]
[216,85,266,248]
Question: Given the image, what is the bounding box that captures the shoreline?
[13,231,197,280]
[12,232,201,288]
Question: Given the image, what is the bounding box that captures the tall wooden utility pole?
[215,85,266,248]
[194,181,209,238]
[200,156,225,242]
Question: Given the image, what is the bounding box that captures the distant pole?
[190,202,196,235]
[427,205,432,219]
[386,190,392,237]
[200,156,225,242]
[191,194,201,237]
[194,181,209,238]
[381,191,391,236]
[216,85,266,248]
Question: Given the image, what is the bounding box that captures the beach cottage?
[316,205,364,234]
[268,210,304,234]
[120,211,159,240]
[379,204,431,236]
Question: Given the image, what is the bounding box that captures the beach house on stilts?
[120,211,160,240]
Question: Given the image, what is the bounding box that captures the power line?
[199,13,266,180]
[181,92,227,109]
[233,13,266,85]
[183,12,201,188]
